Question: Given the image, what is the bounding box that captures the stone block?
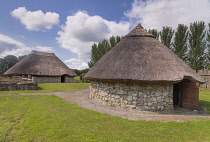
[157,96,161,102]
[120,103,126,108]
[115,95,120,99]
[132,93,138,97]
[117,90,124,95]
[148,103,153,106]
[132,101,137,105]
[138,91,145,96]
[133,96,138,101]
[127,105,136,109]
[127,95,133,101]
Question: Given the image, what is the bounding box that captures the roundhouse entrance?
[173,80,200,110]
[173,83,180,106]
[61,75,66,83]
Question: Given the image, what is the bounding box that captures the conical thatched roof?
[4,50,77,76]
[84,24,205,83]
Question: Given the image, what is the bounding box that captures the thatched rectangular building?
[198,69,210,88]
[4,50,77,83]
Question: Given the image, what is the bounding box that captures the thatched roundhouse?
[4,50,77,83]
[84,24,205,111]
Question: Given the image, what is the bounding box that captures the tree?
[206,23,210,69]
[3,55,18,70]
[0,55,18,74]
[0,58,7,75]
[73,68,90,76]
[188,21,206,72]
[18,55,27,61]
[88,43,100,68]
[98,39,111,55]
[148,29,159,39]
[0,55,26,75]
[109,36,117,47]
[88,36,121,68]
[116,35,121,43]
[173,24,189,62]
[159,26,174,48]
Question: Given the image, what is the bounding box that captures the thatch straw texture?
[85,24,205,83]
[4,50,77,76]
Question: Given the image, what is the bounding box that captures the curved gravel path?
[4,86,210,122]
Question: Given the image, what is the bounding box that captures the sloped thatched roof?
[4,50,77,76]
[84,24,205,83]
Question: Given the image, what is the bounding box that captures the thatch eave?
[85,75,205,84]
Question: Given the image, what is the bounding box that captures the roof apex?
[30,50,55,57]
[124,23,155,38]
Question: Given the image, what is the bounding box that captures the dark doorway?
[173,83,180,106]
[61,75,66,83]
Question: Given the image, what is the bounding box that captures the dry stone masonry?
[0,83,38,91]
[32,76,75,83]
[90,81,174,111]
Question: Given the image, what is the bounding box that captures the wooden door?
[180,80,200,110]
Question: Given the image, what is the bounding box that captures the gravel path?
[3,86,210,122]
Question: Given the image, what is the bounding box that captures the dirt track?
[4,86,210,122]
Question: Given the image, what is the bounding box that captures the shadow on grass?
[156,103,210,116]
[37,87,44,90]
[200,100,210,113]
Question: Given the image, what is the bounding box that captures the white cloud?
[34,46,55,52]
[0,34,55,57]
[65,58,88,70]
[0,34,31,57]
[11,7,59,31]
[125,0,210,30]
[57,11,130,60]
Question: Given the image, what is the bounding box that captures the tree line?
[0,55,26,75]
[89,21,210,72]
[88,35,121,68]
[149,21,209,72]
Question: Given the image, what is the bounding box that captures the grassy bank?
[0,87,210,141]
[0,83,88,94]
[0,91,209,141]
[74,76,80,81]
[200,88,210,113]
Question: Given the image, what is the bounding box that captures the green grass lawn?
[0,89,210,141]
[74,76,90,83]
[200,88,210,113]
[0,83,88,94]
[74,76,80,81]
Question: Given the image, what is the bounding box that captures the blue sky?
[1,0,210,69]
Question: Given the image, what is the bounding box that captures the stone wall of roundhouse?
[32,76,75,83]
[90,81,174,111]
[32,76,61,83]
[65,76,75,83]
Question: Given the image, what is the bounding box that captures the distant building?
[198,69,210,88]
[4,50,77,83]
[85,24,205,111]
